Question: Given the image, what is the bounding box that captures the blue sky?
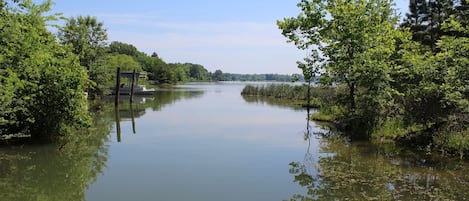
[43,0,409,74]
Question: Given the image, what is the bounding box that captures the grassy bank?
[372,118,469,159]
[242,84,469,159]
[241,84,335,108]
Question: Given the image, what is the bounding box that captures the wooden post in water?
[115,67,121,106]
[114,106,122,142]
[130,69,136,102]
[130,102,136,134]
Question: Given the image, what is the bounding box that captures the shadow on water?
[112,89,204,142]
[115,105,122,142]
[113,102,138,143]
[241,95,304,111]
[0,89,205,201]
[287,109,469,201]
[0,107,112,201]
[110,89,204,113]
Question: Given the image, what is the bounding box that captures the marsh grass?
[241,84,334,108]
[241,84,306,100]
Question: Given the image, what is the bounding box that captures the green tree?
[58,15,108,97]
[153,64,177,84]
[212,69,225,81]
[401,0,469,51]
[141,56,173,84]
[432,15,469,156]
[58,15,107,71]
[168,63,189,82]
[108,41,140,57]
[0,0,89,140]
[278,0,400,136]
[189,64,210,81]
[401,0,431,48]
[455,0,469,30]
[92,54,142,95]
[386,1,468,152]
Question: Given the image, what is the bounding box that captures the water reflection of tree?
[287,109,469,200]
[288,108,319,201]
[0,89,205,200]
[145,90,204,111]
[112,90,204,142]
[242,95,304,111]
[0,106,112,201]
[112,90,204,113]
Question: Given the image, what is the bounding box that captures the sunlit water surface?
[1,82,469,201]
[87,82,313,201]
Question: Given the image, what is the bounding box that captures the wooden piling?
[115,67,121,106]
[115,105,121,142]
[130,69,136,102]
[130,102,136,134]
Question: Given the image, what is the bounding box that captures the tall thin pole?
[115,67,121,106]
[115,106,121,142]
[130,102,136,134]
[130,69,136,102]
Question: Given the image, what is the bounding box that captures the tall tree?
[108,41,141,58]
[401,0,469,50]
[58,15,107,97]
[401,0,431,47]
[151,63,176,84]
[278,0,400,135]
[58,15,107,71]
[92,54,142,95]
[428,0,455,50]
[189,64,210,81]
[454,0,469,36]
[212,69,225,81]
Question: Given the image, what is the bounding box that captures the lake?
[1,82,469,201]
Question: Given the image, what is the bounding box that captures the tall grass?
[241,84,307,100]
[241,84,335,108]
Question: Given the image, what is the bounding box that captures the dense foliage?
[0,0,89,140]
[56,18,221,93]
[278,0,469,157]
[1,0,297,141]
[0,0,216,140]
[401,0,469,50]
[107,42,213,84]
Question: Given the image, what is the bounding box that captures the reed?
[242,84,335,108]
[241,84,306,100]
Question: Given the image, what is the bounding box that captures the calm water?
[1,82,469,201]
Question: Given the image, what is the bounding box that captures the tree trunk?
[349,82,356,112]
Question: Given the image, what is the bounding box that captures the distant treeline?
[223,73,302,82]
[0,0,305,141]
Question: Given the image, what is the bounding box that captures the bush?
[445,131,469,159]
[372,118,406,143]
[0,1,90,141]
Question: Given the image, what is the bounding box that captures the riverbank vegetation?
[277,0,469,157]
[289,138,469,200]
[0,0,214,141]
[224,73,299,82]
[0,0,302,142]
[0,1,90,141]
[241,84,335,108]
